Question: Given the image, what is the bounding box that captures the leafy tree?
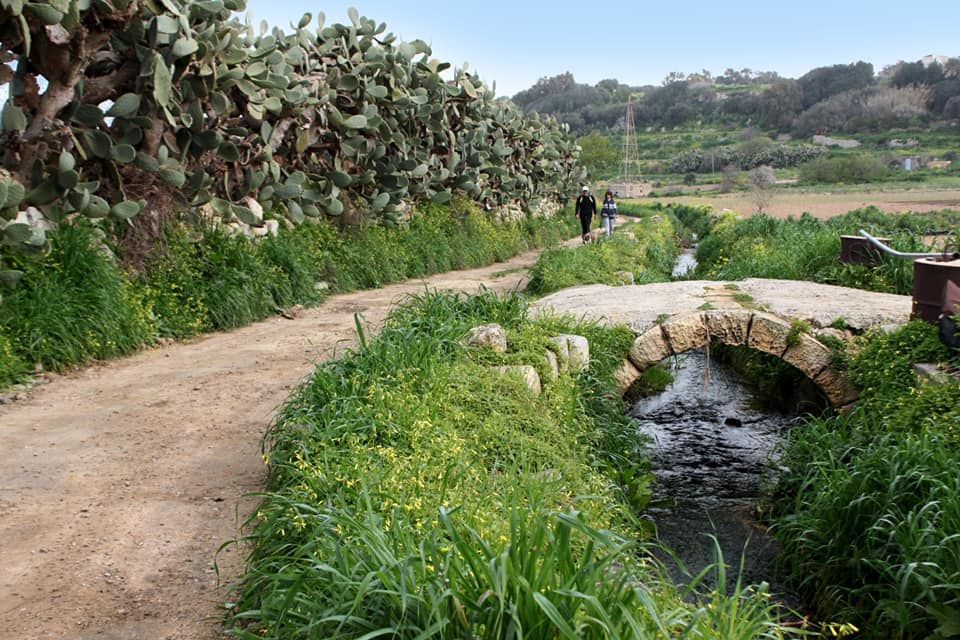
[577,134,620,179]
[944,96,960,120]
[798,62,875,108]
[719,91,762,119]
[794,86,928,135]
[760,80,803,131]
[931,79,960,113]
[890,60,945,87]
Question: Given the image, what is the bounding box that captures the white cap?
[581,186,589,192]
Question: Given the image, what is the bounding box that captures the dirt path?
[0,247,549,640]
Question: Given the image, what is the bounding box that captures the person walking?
[575,186,596,243]
[600,191,617,239]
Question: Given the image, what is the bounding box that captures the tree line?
[512,58,960,135]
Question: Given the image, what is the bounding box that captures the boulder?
[544,349,560,382]
[547,335,569,363]
[548,334,590,372]
[565,335,590,371]
[465,324,508,353]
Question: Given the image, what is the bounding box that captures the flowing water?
[630,351,801,602]
[672,248,698,278]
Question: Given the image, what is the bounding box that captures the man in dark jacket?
[575,186,596,243]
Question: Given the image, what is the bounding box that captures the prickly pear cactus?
[0,1,582,278]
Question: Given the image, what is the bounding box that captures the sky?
[244,1,960,97]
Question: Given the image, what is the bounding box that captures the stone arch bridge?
[532,279,913,410]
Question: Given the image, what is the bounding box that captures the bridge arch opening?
[617,310,857,410]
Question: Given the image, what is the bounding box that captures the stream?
[672,247,698,278]
[630,351,799,600]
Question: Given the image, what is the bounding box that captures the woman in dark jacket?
[574,186,596,243]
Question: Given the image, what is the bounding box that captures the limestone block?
[493,365,542,396]
[565,335,590,371]
[704,310,751,346]
[465,324,508,353]
[547,335,569,365]
[814,327,853,344]
[548,335,590,372]
[782,334,833,379]
[544,349,560,382]
[615,270,635,285]
[662,313,707,354]
[244,196,265,221]
[814,367,859,407]
[747,312,791,356]
[629,328,671,370]
[614,359,642,395]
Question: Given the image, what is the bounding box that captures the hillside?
[514,59,960,137]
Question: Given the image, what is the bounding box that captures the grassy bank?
[525,207,680,295]
[225,291,795,638]
[695,207,960,294]
[0,201,579,387]
[767,322,959,638]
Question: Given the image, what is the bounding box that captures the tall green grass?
[0,328,28,388]
[696,207,960,294]
[225,291,796,638]
[767,322,960,638]
[0,222,154,372]
[526,213,677,295]
[0,201,579,386]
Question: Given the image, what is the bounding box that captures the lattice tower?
[618,95,641,185]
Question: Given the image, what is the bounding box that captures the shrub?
[670,143,825,174]
[798,154,889,184]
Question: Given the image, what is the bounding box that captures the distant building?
[921,54,952,67]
